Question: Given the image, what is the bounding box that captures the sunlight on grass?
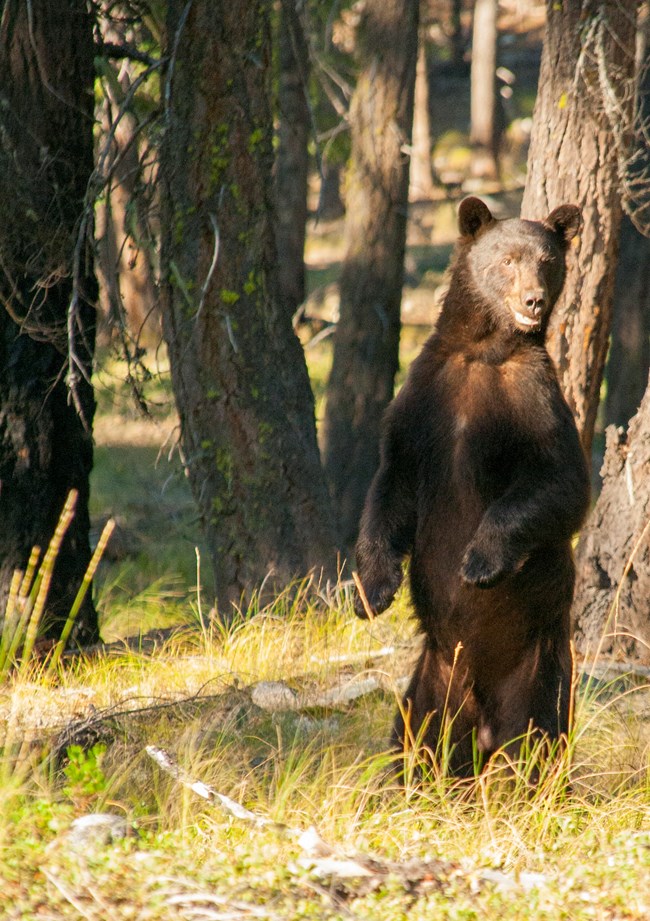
[1,580,649,918]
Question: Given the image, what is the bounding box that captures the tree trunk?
[317,156,345,220]
[0,0,98,644]
[275,0,311,322]
[95,15,159,346]
[521,1,638,458]
[160,0,337,613]
[321,0,419,553]
[449,0,465,70]
[605,23,650,430]
[409,36,435,201]
[572,374,650,665]
[605,217,650,428]
[469,0,499,180]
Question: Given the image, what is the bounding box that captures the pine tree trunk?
[469,0,499,180]
[95,17,159,345]
[573,375,650,665]
[160,0,337,613]
[521,1,638,457]
[605,24,650,430]
[275,0,311,322]
[605,217,650,428]
[321,0,419,552]
[450,0,465,70]
[409,37,435,201]
[317,157,345,221]
[0,0,98,644]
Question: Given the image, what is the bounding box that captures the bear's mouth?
[512,310,542,331]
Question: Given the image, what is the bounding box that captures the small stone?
[67,813,129,848]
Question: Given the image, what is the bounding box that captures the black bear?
[354,197,590,777]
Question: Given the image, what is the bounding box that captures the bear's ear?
[545,204,581,244]
[458,197,494,238]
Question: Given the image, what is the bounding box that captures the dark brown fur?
[354,198,590,777]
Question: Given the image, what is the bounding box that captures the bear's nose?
[523,291,546,316]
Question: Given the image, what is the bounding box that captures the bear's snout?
[522,289,546,316]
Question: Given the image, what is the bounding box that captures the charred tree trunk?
[275,0,311,322]
[469,0,499,180]
[573,375,650,665]
[160,0,337,613]
[521,1,638,458]
[321,0,419,553]
[0,0,98,644]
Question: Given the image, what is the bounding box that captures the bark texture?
[521,1,638,457]
[322,0,419,552]
[605,28,650,429]
[0,0,98,643]
[160,0,337,612]
[573,376,650,664]
[275,0,311,321]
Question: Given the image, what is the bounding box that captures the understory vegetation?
[1,325,649,919]
[1,589,649,919]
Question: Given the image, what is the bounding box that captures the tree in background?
[521,0,638,457]
[469,0,500,180]
[95,4,161,347]
[159,0,337,613]
[606,216,650,428]
[275,0,311,322]
[606,14,650,430]
[409,26,435,201]
[0,0,99,644]
[321,0,419,553]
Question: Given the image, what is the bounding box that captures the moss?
[209,123,231,189]
[220,289,240,305]
[248,127,265,153]
[257,421,273,442]
[243,270,258,296]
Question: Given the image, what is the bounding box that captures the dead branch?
[145,745,552,899]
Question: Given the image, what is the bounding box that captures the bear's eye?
[502,257,512,266]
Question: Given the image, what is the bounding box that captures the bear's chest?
[434,353,555,494]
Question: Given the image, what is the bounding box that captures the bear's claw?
[460,546,508,588]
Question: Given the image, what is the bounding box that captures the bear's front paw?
[353,579,396,619]
[460,543,511,589]
[353,564,402,619]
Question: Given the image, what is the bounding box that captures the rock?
[67,813,129,849]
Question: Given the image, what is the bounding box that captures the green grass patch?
[1,594,649,919]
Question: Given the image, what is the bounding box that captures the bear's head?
[457,197,581,334]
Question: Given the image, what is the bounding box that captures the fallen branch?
[145,745,551,899]
[145,745,297,836]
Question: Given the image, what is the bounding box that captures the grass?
[1,200,648,919]
[0,592,649,919]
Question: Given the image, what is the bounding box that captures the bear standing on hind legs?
[354,197,590,777]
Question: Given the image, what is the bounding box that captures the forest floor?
[1,199,649,919]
